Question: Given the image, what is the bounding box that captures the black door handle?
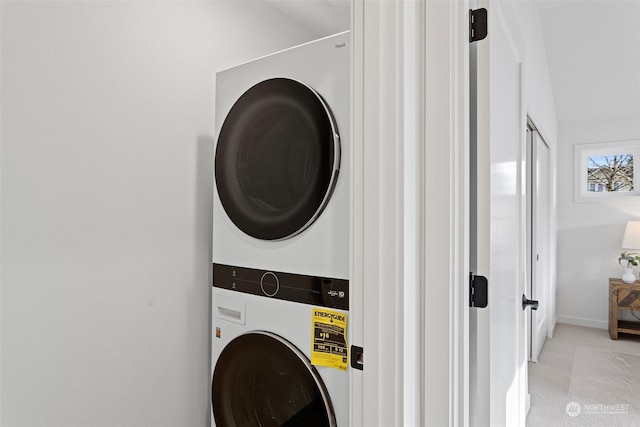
[522,295,539,311]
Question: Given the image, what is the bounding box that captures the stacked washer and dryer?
[211,32,351,427]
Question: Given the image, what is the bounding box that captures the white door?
[529,128,550,362]
[470,1,527,426]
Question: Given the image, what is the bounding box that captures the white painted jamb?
[351,0,470,426]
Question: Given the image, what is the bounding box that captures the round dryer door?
[215,78,340,241]
[212,331,336,427]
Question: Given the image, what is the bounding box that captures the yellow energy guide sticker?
[311,308,348,370]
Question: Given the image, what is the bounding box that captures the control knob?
[260,272,279,297]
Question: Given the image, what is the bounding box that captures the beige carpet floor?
[527,324,640,427]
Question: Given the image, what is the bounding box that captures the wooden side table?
[609,277,640,339]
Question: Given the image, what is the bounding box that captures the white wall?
[511,2,558,142]
[556,117,640,329]
[0,2,315,426]
[511,1,559,332]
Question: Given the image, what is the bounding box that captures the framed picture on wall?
[575,140,640,202]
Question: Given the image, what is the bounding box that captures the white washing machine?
[211,32,351,427]
[211,267,349,426]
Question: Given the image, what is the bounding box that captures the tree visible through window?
[586,154,634,193]
[575,141,640,202]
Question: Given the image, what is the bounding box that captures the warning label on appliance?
[311,308,348,370]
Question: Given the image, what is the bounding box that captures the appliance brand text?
[314,311,346,323]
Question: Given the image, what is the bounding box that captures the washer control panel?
[213,263,349,310]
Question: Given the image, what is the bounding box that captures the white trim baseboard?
[556,315,608,330]
[547,315,558,338]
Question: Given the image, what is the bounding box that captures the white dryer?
[211,32,351,427]
[212,31,350,280]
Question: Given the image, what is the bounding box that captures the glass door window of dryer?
[212,332,336,427]
[215,78,340,241]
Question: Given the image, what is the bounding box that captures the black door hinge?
[470,8,488,43]
[351,345,363,370]
[470,273,488,308]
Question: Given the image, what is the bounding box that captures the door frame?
[350,1,470,425]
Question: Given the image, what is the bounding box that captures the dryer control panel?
[213,263,349,310]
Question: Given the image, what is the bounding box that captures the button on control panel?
[260,272,280,297]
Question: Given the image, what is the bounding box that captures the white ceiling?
[539,0,640,124]
[264,0,640,126]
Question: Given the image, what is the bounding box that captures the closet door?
[530,128,550,362]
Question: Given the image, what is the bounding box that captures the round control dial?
[260,272,280,297]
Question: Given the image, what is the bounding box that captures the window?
[575,140,640,202]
